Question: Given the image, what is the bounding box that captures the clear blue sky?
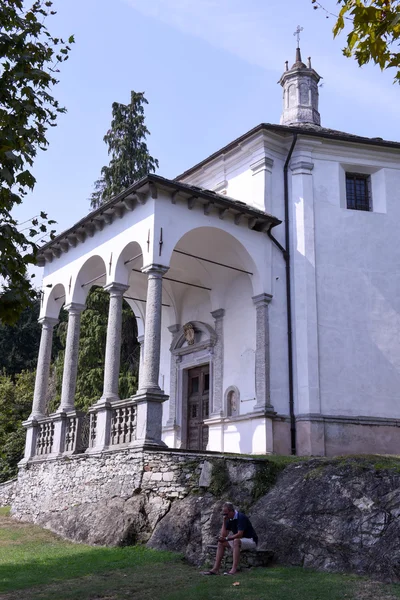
[14,0,400,250]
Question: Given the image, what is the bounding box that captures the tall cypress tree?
[89,91,159,209]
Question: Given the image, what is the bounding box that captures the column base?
[20,418,39,464]
[132,391,169,447]
[47,412,67,458]
[86,402,113,453]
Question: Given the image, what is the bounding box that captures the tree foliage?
[0,371,35,482]
[0,0,73,324]
[89,91,159,209]
[313,0,400,82]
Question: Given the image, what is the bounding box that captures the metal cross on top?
[293,25,303,47]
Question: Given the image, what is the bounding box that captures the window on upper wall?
[345,173,372,211]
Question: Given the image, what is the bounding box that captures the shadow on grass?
[0,544,181,593]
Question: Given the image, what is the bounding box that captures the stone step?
[205,544,274,569]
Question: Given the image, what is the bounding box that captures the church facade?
[23,48,400,461]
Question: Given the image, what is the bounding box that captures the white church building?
[24,47,400,460]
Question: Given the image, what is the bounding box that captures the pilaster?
[252,293,274,412]
[210,309,225,417]
[290,158,321,418]
[250,157,274,213]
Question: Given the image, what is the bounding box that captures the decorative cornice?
[37,174,281,266]
[212,180,228,194]
[250,157,274,175]
[290,160,314,173]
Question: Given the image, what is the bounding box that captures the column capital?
[168,324,181,335]
[38,316,59,328]
[290,160,314,174]
[64,302,86,315]
[141,263,169,277]
[103,282,129,296]
[211,308,225,321]
[252,293,273,307]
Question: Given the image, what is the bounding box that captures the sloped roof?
[37,174,281,265]
[176,122,400,181]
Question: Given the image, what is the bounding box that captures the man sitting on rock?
[203,501,258,575]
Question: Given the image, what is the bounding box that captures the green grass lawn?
[1,506,400,600]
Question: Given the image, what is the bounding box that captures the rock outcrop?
[11,449,400,582]
[148,456,400,582]
[250,458,400,582]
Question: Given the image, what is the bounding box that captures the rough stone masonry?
[8,450,400,583]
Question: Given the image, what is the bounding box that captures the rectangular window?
[346,173,371,211]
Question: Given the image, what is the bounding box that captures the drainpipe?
[267,133,297,455]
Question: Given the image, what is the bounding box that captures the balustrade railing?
[36,420,54,456]
[32,400,138,457]
[64,413,90,454]
[110,404,137,446]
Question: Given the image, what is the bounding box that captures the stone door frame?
[166,321,217,449]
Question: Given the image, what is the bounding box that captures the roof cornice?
[175,123,400,181]
[37,174,281,266]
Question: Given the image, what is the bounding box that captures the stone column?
[132,264,169,447]
[22,316,58,463]
[88,283,128,454]
[210,309,225,417]
[50,303,85,457]
[59,303,85,412]
[138,265,169,393]
[252,293,274,411]
[100,282,129,403]
[30,316,59,420]
[137,334,145,391]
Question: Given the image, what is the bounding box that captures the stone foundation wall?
[12,448,266,546]
[0,479,16,507]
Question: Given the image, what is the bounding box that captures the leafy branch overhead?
[90,91,159,209]
[0,0,74,324]
[313,0,400,82]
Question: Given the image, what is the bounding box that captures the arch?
[112,240,143,287]
[224,385,240,417]
[165,226,262,299]
[70,254,108,305]
[41,283,66,319]
[299,83,309,105]
[288,84,296,107]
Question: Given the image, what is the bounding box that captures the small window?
[346,173,371,211]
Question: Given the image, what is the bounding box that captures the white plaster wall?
[180,135,290,419]
[222,275,256,414]
[313,148,400,419]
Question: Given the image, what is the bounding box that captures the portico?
[23,174,281,463]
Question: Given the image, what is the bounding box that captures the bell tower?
[279,27,322,126]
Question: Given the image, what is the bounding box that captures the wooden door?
[187,365,210,451]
